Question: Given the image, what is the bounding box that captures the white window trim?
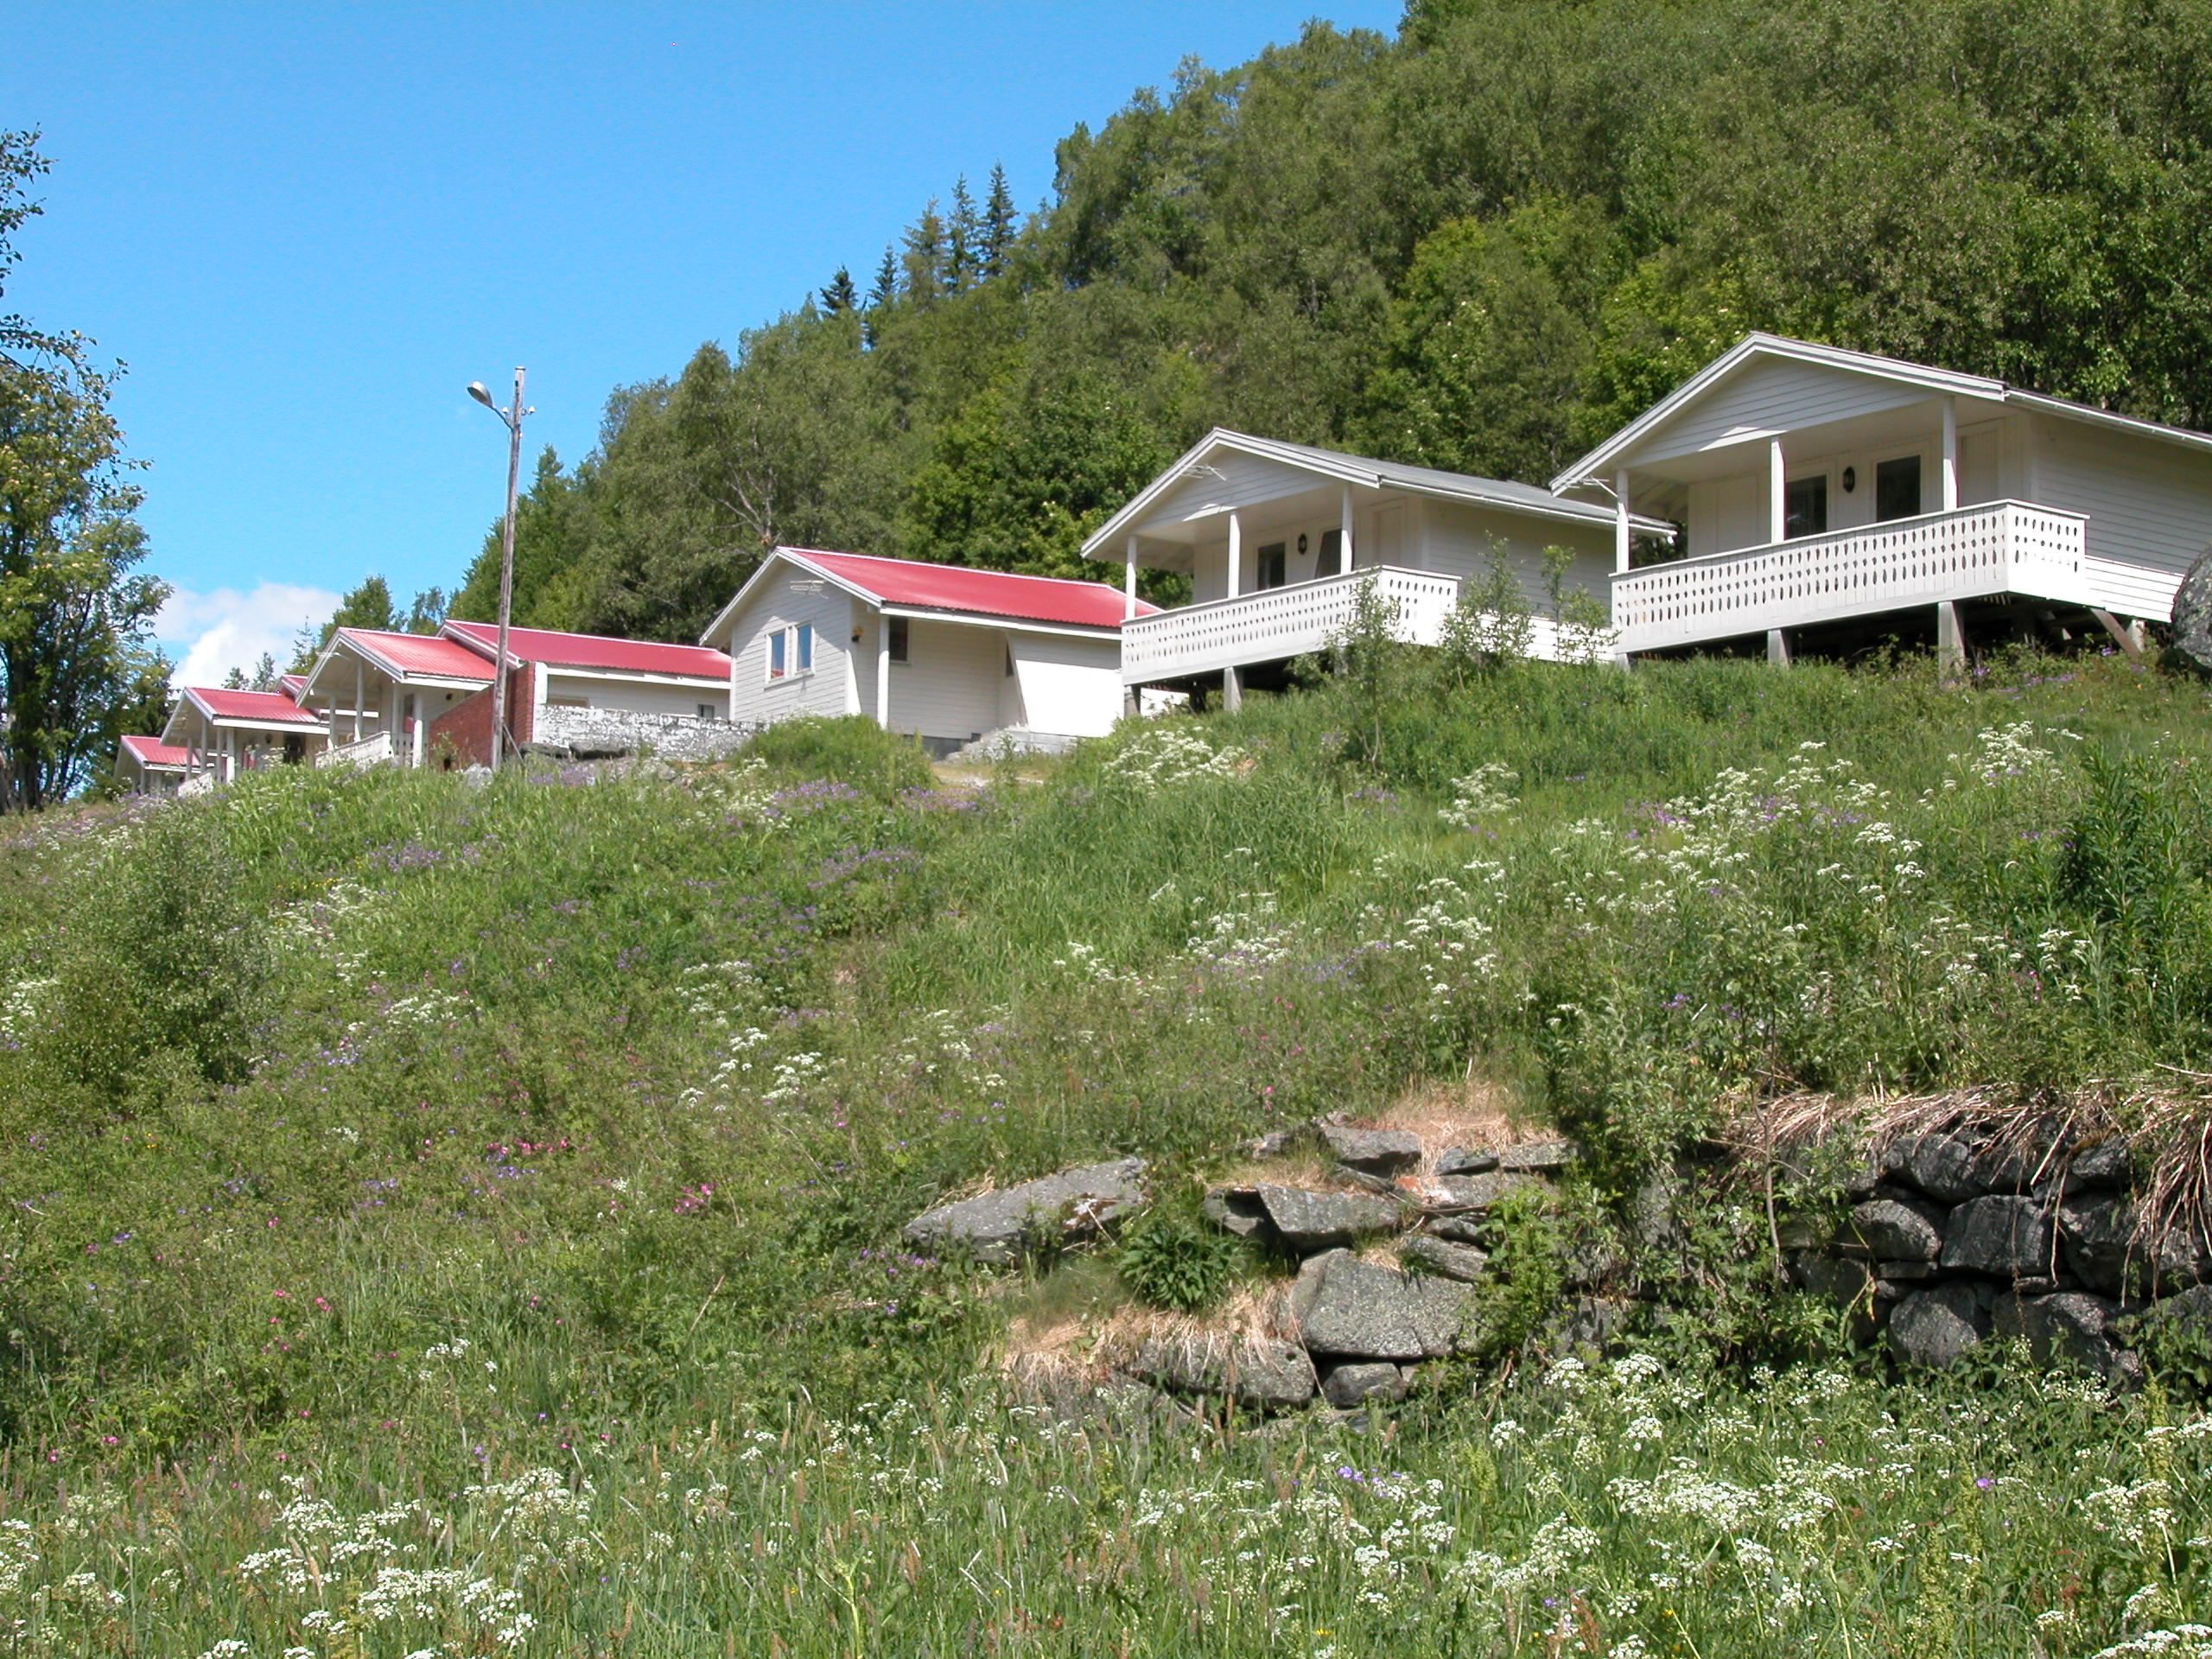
[764,623,817,686]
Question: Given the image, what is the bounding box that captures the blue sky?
[0,3,1402,684]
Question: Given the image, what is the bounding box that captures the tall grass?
[0,649,2209,1649]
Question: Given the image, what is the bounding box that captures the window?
[1256,542,1287,590]
[1784,475,1828,539]
[767,630,786,679]
[1875,454,1923,522]
[1317,529,1344,578]
[888,616,909,663]
[697,703,718,721]
[796,623,813,673]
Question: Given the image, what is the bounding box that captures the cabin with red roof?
[297,621,741,768]
[158,683,331,785]
[115,734,191,795]
[701,549,1148,754]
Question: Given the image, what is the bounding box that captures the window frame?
[887,616,910,664]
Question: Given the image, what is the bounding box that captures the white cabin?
[1553,333,2212,664]
[702,549,1142,757]
[1087,430,1668,706]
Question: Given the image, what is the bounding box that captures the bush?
[41,802,272,1106]
[1116,1202,1240,1313]
[742,715,937,799]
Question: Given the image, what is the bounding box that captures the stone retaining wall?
[525,706,759,764]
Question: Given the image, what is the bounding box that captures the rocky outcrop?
[904,1159,1147,1263]
[2169,544,2212,673]
[1292,1251,1471,1360]
[1129,1333,1318,1410]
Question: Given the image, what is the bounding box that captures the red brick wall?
[427,664,533,767]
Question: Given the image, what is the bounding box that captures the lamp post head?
[467,382,494,409]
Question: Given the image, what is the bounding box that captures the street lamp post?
[467,369,530,767]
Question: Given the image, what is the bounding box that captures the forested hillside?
[449,0,2212,644]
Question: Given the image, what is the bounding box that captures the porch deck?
[1121,566,1468,684]
[1611,500,2090,656]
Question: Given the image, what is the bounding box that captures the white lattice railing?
[315,729,395,770]
[1122,566,1470,683]
[1611,500,2090,655]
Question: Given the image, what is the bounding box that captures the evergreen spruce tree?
[819,266,858,314]
[900,201,946,302]
[982,163,1015,277]
[947,175,977,292]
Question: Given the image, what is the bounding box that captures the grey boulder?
[1882,1135,1983,1203]
[1889,1281,1989,1368]
[903,1158,1147,1263]
[1402,1236,1490,1282]
[1292,1249,1471,1360]
[1942,1196,2058,1278]
[1321,1124,1422,1179]
[1201,1185,1269,1238]
[1320,1361,1408,1408]
[1993,1290,2122,1376]
[1128,1333,1317,1410]
[1434,1146,1499,1177]
[1256,1185,1402,1251]
[1421,1171,1548,1213]
[2168,543,2212,673]
[1498,1140,1580,1174]
[2062,1194,2212,1296]
[1852,1198,1945,1262]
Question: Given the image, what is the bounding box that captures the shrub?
[42,802,272,1105]
[1115,1202,1240,1313]
[742,715,936,799]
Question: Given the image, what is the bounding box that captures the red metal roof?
[442,620,733,679]
[278,673,307,698]
[119,734,189,767]
[187,686,327,727]
[789,550,1156,629]
[339,628,496,683]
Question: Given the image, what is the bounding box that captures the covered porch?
[298,629,494,769]
[160,688,329,784]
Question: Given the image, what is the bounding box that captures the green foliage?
[1115,1199,1240,1313]
[0,133,168,812]
[741,715,936,798]
[41,801,271,1103]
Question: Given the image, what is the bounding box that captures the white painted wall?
[720,576,857,728]
[1008,632,1122,737]
[1417,499,1613,610]
[1626,357,1966,467]
[884,617,1002,743]
[2032,415,2212,620]
[542,671,727,721]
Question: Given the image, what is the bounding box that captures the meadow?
[2,644,2211,1655]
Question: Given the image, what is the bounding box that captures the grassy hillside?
[3,649,2212,1654]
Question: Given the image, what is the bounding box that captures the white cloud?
[156,582,345,689]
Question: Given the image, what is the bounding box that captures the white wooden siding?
[1009,632,1122,737]
[721,579,855,728]
[1135,452,1336,536]
[887,618,1003,742]
[1418,500,1611,612]
[1688,474,1765,559]
[2033,415,2212,620]
[542,671,727,720]
[1628,358,1958,467]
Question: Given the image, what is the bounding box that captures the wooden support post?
[1936,601,1966,677]
[1222,666,1243,714]
[1339,485,1356,573]
[1769,437,1788,544]
[875,617,891,728]
[1226,510,1242,599]
[1941,395,1960,512]
[1766,628,1791,667]
[352,659,364,742]
[1614,468,1632,574]
[1123,534,1138,620]
[2091,608,2145,661]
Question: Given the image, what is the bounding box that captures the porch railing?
[1610,499,2090,655]
[315,729,395,770]
[1121,565,1468,683]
